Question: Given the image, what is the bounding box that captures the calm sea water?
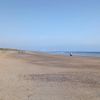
[49,51,100,57]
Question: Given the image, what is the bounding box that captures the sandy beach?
[0,50,100,100]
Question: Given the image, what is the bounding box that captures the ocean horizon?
[48,51,100,57]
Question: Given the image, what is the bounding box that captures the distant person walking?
[70,52,72,56]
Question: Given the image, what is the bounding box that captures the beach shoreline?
[0,49,100,100]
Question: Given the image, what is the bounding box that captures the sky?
[0,0,100,51]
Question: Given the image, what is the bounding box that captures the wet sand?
[0,50,100,100]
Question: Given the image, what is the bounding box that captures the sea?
[48,51,100,57]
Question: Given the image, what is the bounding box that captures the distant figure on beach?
[70,52,72,56]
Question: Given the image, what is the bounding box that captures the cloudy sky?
[0,0,100,51]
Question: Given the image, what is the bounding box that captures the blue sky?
[0,0,100,51]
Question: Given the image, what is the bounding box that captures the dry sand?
[0,50,100,100]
